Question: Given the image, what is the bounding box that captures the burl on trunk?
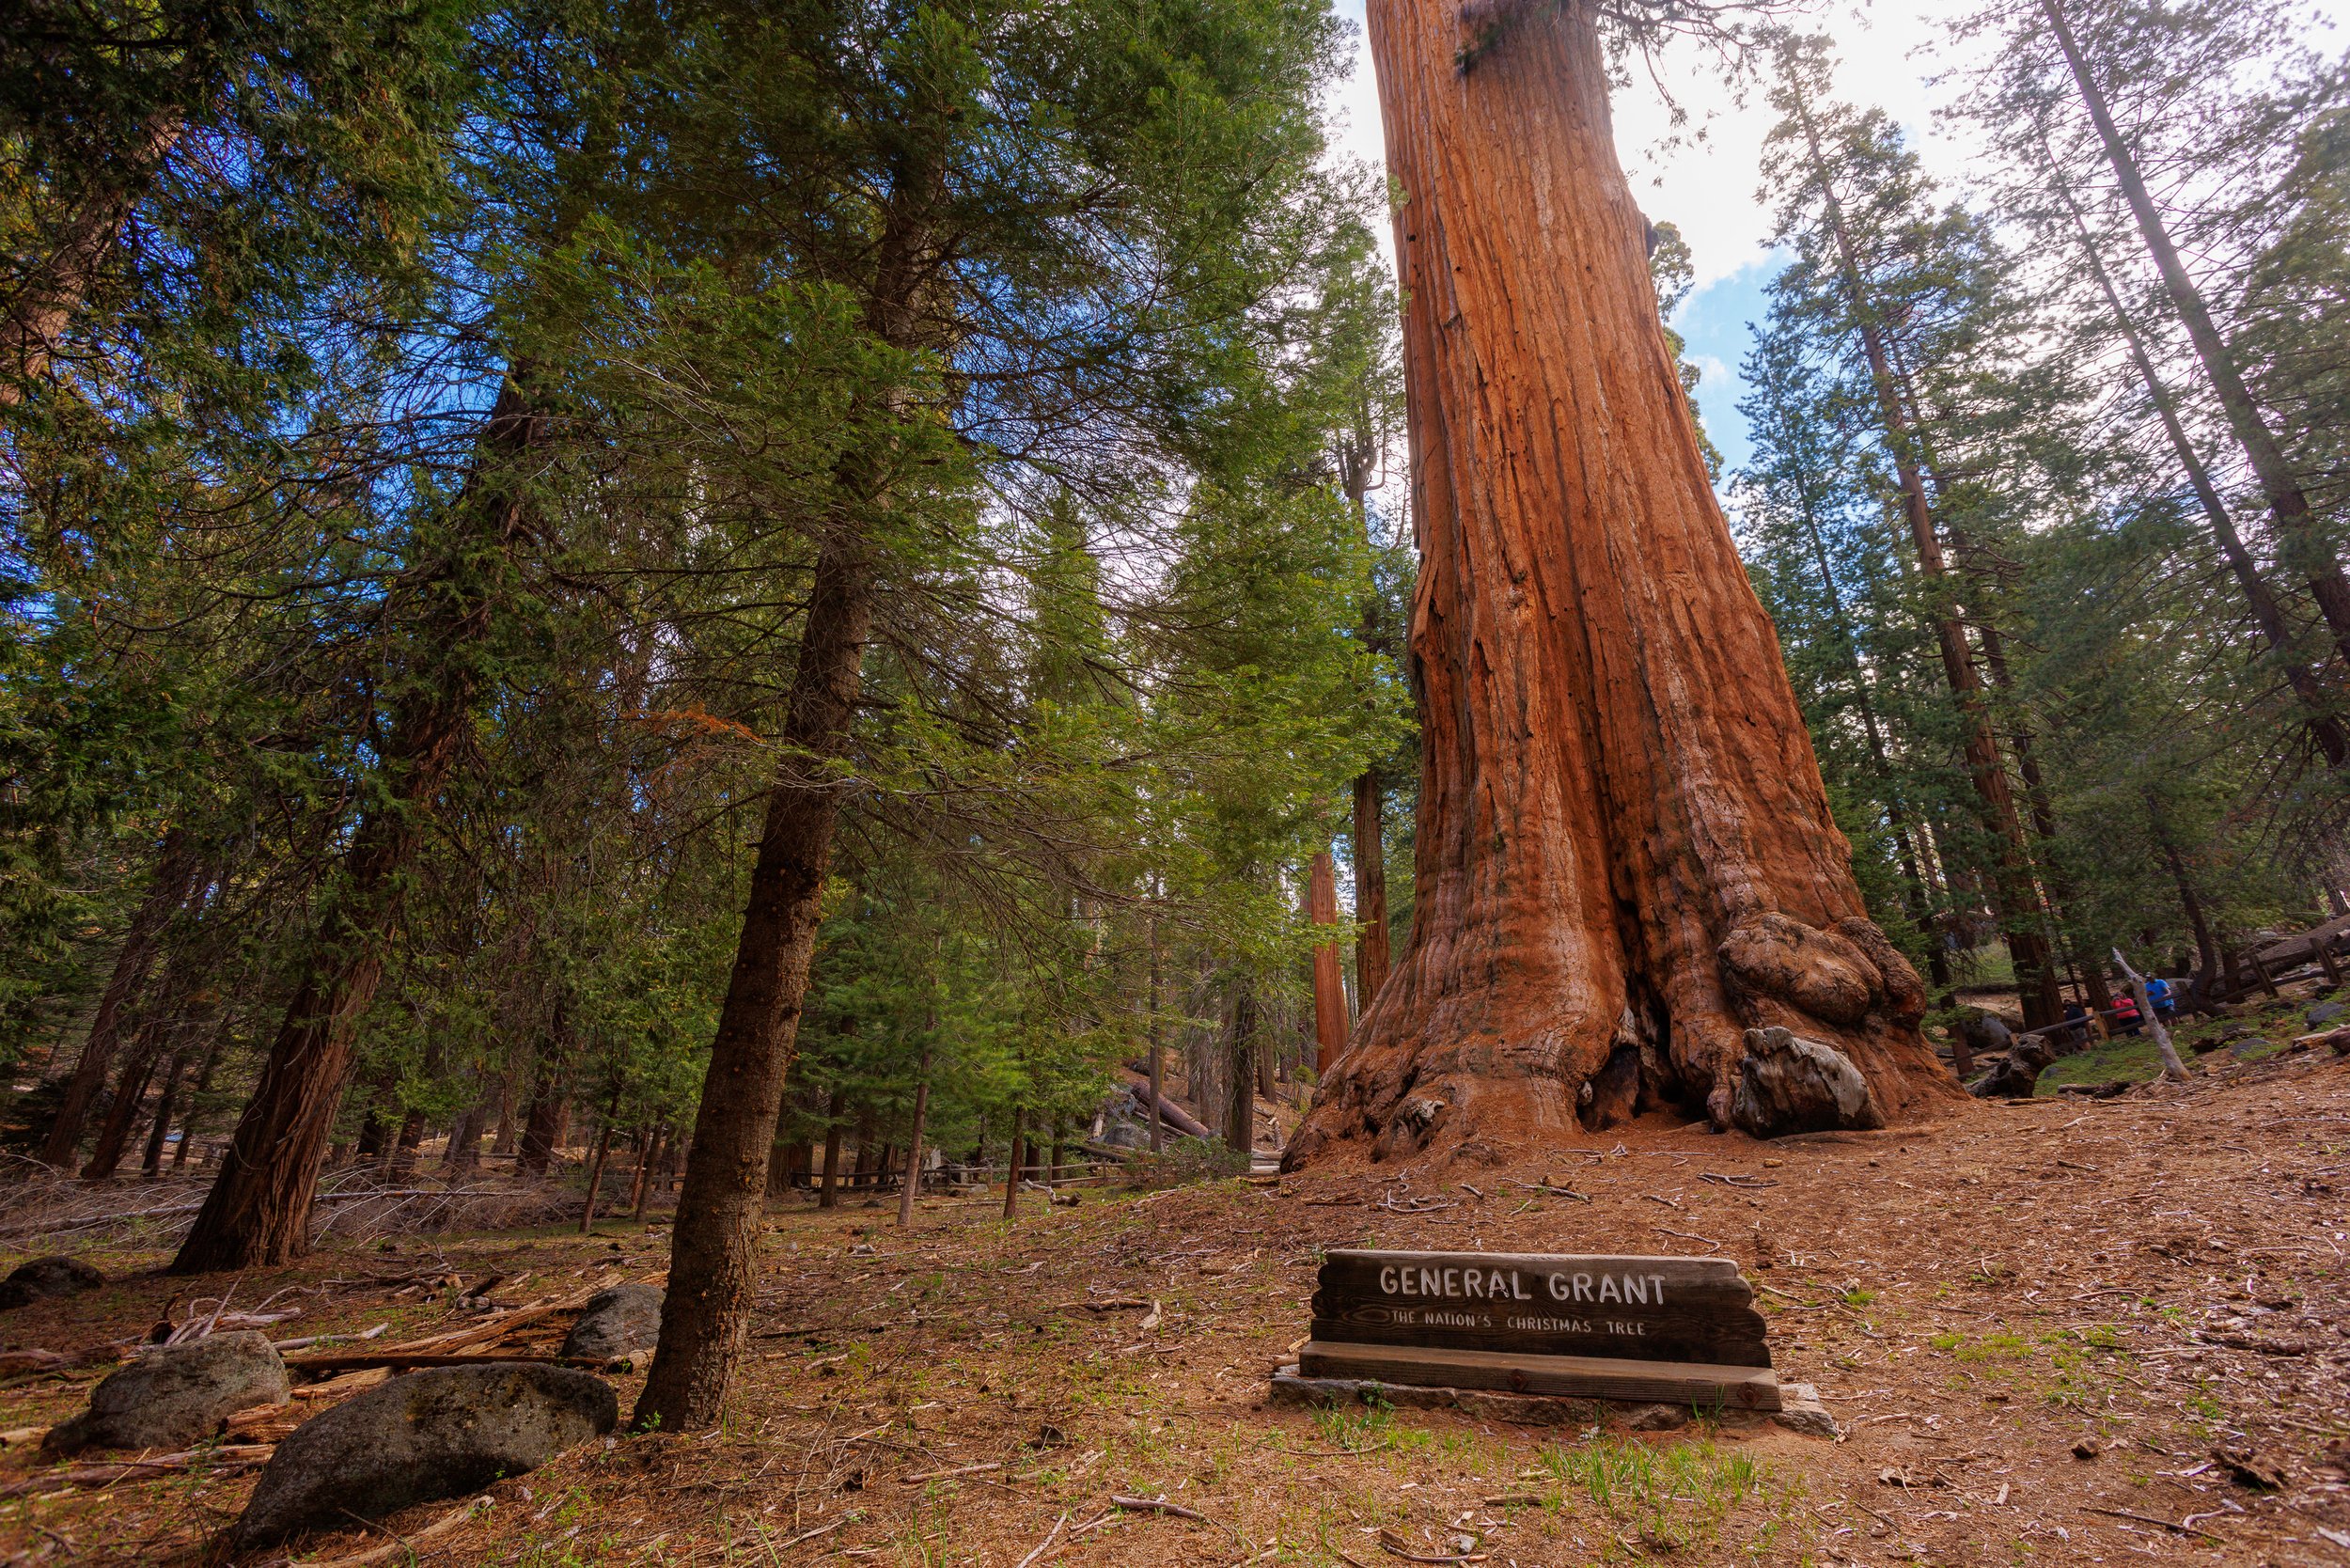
[1288,2,1954,1166]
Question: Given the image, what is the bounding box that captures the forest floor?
[0,1011,2345,1566]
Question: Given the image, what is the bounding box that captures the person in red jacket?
[2110,990,2142,1037]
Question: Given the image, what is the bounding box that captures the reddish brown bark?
[170,376,546,1274]
[1290,3,1952,1167]
[1307,851,1348,1072]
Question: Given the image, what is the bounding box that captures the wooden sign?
[1297,1249,1779,1411]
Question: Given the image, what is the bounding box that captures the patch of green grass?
[1310,1399,1428,1455]
[2034,1031,2178,1093]
[1952,1333,2029,1362]
[1533,1435,1784,1555]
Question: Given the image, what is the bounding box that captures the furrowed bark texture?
[1289,2,1952,1167]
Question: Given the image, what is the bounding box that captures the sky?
[1317,0,2349,475]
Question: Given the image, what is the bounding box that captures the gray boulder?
[1953,1010,2014,1062]
[559,1283,664,1361]
[1731,1027,1883,1137]
[235,1362,618,1548]
[42,1331,288,1455]
[0,1255,104,1309]
[2309,1001,2345,1029]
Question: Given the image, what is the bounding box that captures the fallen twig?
[0,1442,275,1497]
[1111,1494,1214,1524]
[1653,1226,1723,1250]
[901,1461,1002,1483]
[1015,1511,1070,1568]
[2081,1504,2224,1541]
[1378,1529,1487,1563]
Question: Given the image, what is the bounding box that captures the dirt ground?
[0,1018,2345,1567]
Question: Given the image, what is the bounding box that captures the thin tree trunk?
[1147,897,1165,1153]
[1306,852,1347,1073]
[170,1021,229,1171]
[1002,1105,1025,1220]
[631,1121,666,1219]
[42,830,196,1168]
[2034,124,2347,764]
[140,1047,191,1177]
[1788,470,1950,986]
[1976,623,2112,1019]
[634,148,945,1433]
[898,1048,932,1229]
[2111,948,2190,1083]
[2040,0,2350,666]
[82,1017,167,1182]
[818,1090,845,1209]
[518,1042,568,1179]
[580,1087,621,1235]
[1295,3,1950,1161]
[170,377,546,1274]
[1794,91,2061,1031]
[2148,793,2221,1004]
[1351,772,1392,1011]
[1224,980,1256,1156]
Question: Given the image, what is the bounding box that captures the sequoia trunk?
[1290,2,1951,1166]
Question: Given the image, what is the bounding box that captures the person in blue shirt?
[2146,976,2175,1021]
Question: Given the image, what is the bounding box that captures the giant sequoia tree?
[1288,1,1954,1164]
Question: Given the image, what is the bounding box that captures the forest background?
[3,0,2349,1416]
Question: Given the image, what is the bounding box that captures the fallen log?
[283,1351,613,1374]
[0,1441,275,1497]
[1117,1074,1213,1140]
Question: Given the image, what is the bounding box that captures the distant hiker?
[2146,975,2176,1020]
[2061,1000,2090,1047]
[2111,990,2143,1036]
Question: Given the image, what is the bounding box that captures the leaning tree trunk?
[1289,1,1953,1168]
[41,829,197,1168]
[2036,128,2350,769]
[2040,0,2350,670]
[170,376,544,1274]
[633,532,875,1432]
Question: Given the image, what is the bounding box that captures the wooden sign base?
[1297,1339,1782,1412]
